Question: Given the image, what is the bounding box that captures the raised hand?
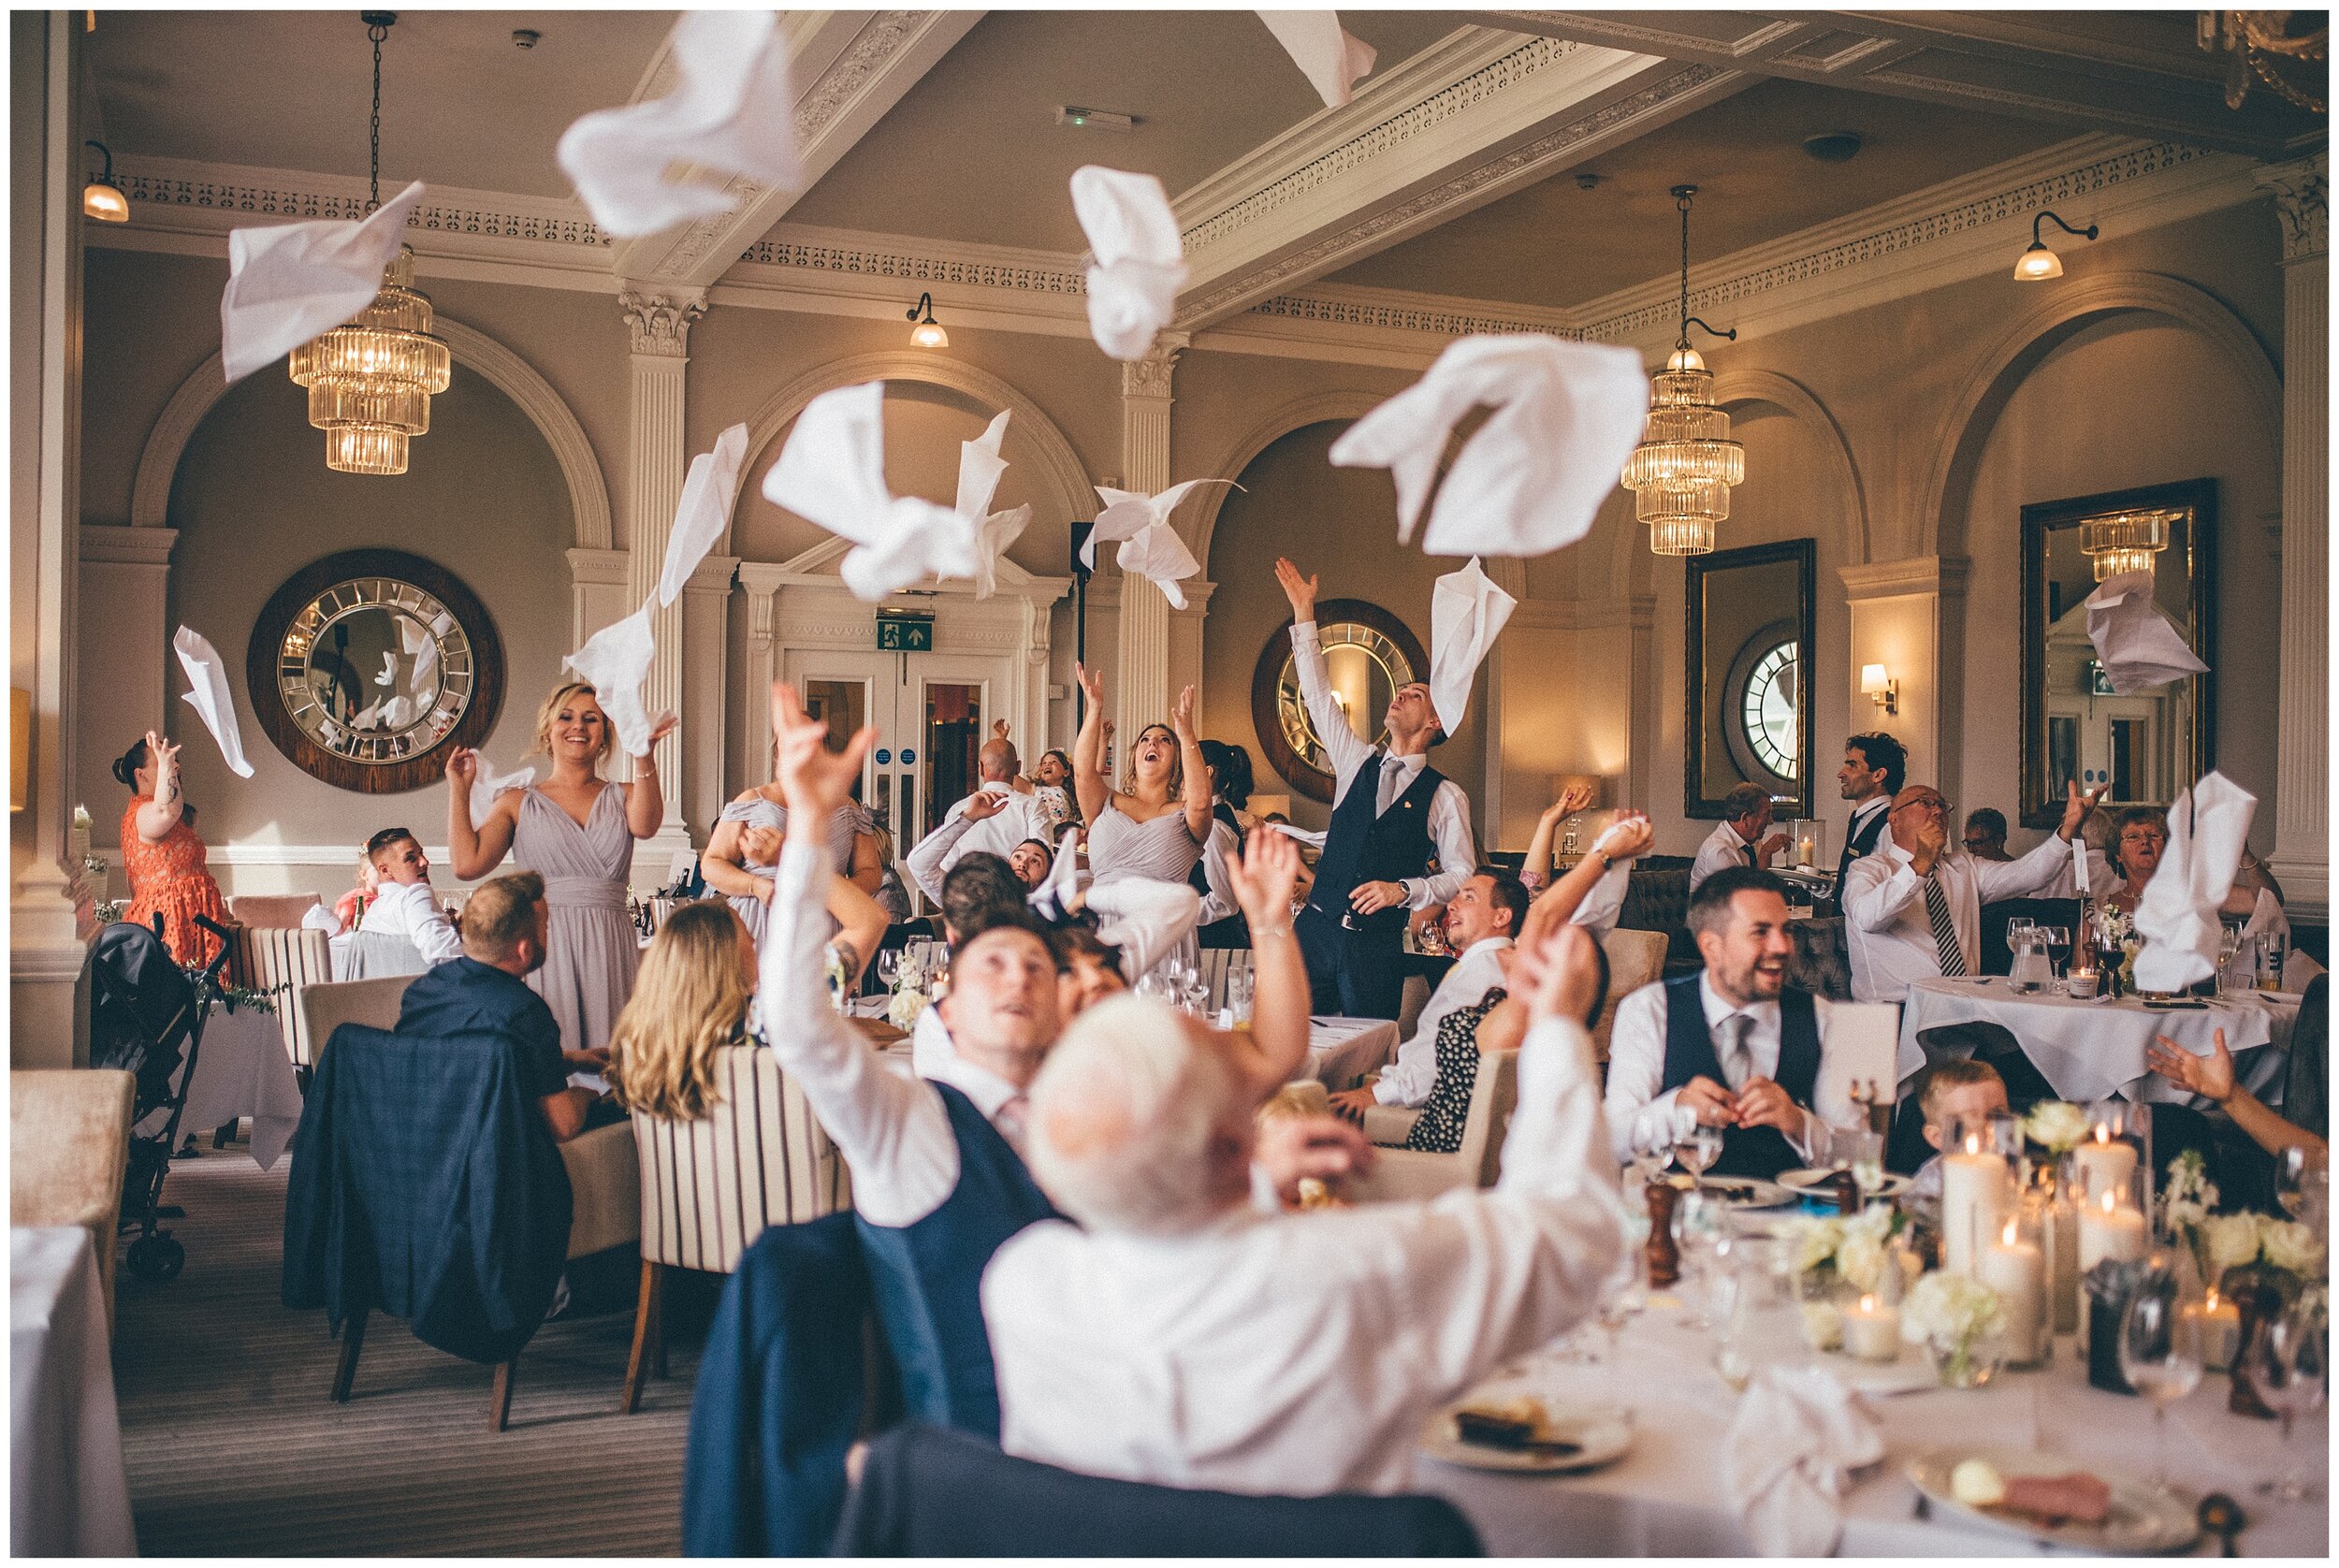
[644,711,680,749]
[1757,831,1793,864]
[1075,661,1104,710]
[444,746,479,789]
[1170,683,1197,743]
[1273,557,1318,620]
[2147,1028,2236,1104]
[992,719,1011,742]
[2060,778,2108,841]
[1227,826,1300,927]
[1594,814,1655,861]
[769,680,872,820]
[962,790,1009,821]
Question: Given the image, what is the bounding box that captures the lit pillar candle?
[1843,1294,1902,1362]
[2077,1190,2148,1270]
[2044,1190,2082,1333]
[1797,835,1816,867]
[1980,1215,2046,1363]
[2070,1125,2138,1201]
[2185,1290,2244,1372]
[1940,1136,2012,1277]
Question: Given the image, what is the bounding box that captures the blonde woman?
[605,900,760,1122]
[1071,663,1211,983]
[445,681,674,1055]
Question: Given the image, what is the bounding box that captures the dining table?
[10,1227,138,1557]
[1422,1285,2329,1557]
[136,994,306,1169]
[871,1008,1398,1093]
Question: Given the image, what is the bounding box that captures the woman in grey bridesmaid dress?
[1071,664,1212,981]
[445,680,673,1055]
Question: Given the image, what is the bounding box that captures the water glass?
[2243,1303,2329,1502]
[2275,1144,2328,1222]
[1228,967,1255,1026]
[1672,1104,1723,1179]
[2118,1290,2205,1487]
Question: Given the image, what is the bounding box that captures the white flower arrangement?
[2022,1100,2090,1155]
[2160,1148,2328,1285]
[1900,1270,2004,1349]
[887,981,930,1032]
[2160,1149,2220,1231]
[1783,1205,1901,1293]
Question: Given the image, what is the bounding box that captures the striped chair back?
[230,926,334,1067]
[1197,948,1254,1013]
[631,1044,850,1275]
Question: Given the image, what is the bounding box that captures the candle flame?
[2094,1124,2110,1144]
[2206,1288,2220,1311]
[2099,1190,2117,1213]
[1965,1133,1981,1155]
[2002,1215,2020,1245]
[1858,1294,1877,1312]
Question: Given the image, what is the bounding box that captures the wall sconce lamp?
[82,140,129,223]
[907,292,949,349]
[2013,210,2097,281]
[1860,663,1898,718]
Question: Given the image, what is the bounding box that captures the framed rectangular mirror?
[1684,538,1815,820]
[2019,478,2215,828]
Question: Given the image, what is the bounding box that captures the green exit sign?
[876,610,934,652]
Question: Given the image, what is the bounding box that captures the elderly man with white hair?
[982,916,1624,1496]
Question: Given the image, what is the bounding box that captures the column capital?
[618,286,708,357]
[1121,334,1189,400]
[2255,153,2328,266]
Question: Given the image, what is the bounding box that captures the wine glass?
[2216,921,2245,991]
[2275,1145,2328,1221]
[1674,1108,1725,1182]
[876,949,901,992]
[2244,1303,2329,1501]
[2040,925,2071,978]
[2118,1289,2205,1487]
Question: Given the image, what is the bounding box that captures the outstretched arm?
[444,747,517,880]
[1212,828,1313,1100]
[620,714,678,839]
[1071,661,1113,824]
[134,732,185,841]
[1170,684,1212,844]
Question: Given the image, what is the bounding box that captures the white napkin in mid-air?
[172,627,254,777]
[658,422,750,608]
[563,606,658,759]
[1071,166,1187,362]
[2133,771,2256,993]
[1568,813,1649,936]
[1085,480,1233,610]
[468,762,538,828]
[1329,334,1649,558]
[763,382,981,602]
[2085,571,2207,693]
[1028,828,1082,922]
[557,9,799,238]
[1257,11,1376,107]
[956,411,1032,600]
[1722,1365,1883,1558]
[220,181,426,383]
[1428,557,1516,738]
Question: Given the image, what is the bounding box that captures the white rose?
[887,986,928,1031]
[2261,1218,2327,1279]
[1792,1217,1843,1275]
[2204,1213,2264,1277]
[1838,1234,1887,1295]
[2025,1101,2088,1154]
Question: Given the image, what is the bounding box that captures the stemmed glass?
[2275,1145,2329,1222]
[1630,1118,1678,1194]
[1674,1107,1724,1183]
[2118,1289,2205,1488]
[876,949,901,992]
[2039,925,2072,980]
[2243,1303,2329,1501]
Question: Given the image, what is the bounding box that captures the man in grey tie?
[1840,779,2102,1005]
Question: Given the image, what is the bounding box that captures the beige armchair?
[11,1069,135,1330]
[1347,1049,1518,1203]
[293,976,416,1082]
[227,893,323,929]
[1593,928,1670,1065]
[230,926,334,1068]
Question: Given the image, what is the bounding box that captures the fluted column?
[1115,338,1185,726]
[2257,155,2327,916]
[1477,556,1527,851]
[618,286,705,873]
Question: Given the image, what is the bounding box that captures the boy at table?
[1907,1058,2008,1199]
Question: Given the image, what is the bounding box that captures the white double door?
[779,647,1009,846]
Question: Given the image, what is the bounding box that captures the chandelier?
[287,12,449,475]
[2080,508,2176,582]
[2198,11,2327,113]
[1621,185,1742,558]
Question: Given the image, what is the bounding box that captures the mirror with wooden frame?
[1685,539,1815,820]
[1250,599,1428,805]
[2019,479,2214,828]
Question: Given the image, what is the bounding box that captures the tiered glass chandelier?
[288,13,448,476]
[2080,508,2176,581]
[1621,185,1742,558]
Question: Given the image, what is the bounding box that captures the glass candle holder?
[1939,1113,2016,1278]
[1983,1200,2052,1366]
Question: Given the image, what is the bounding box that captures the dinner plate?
[1686,1174,1798,1209]
[1419,1397,1633,1474]
[1776,1168,1911,1200]
[1904,1447,2200,1554]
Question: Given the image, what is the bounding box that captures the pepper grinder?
[1645,1181,1682,1288]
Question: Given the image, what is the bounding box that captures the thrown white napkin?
[302,902,344,938]
[469,762,537,828]
[659,422,749,609]
[401,617,441,700]
[2134,771,2256,993]
[1071,166,1187,362]
[1429,557,1515,737]
[172,626,254,777]
[1086,480,1234,610]
[1028,828,1083,922]
[563,605,657,759]
[220,181,426,384]
[1257,11,1376,107]
[2241,885,2290,942]
[1722,1365,1883,1558]
[557,9,799,239]
[1329,334,1649,557]
[1268,821,1328,849]
[763,382,981,602]
[2085,571,2207,693]
[956,411,1032,600]
[2070,831,2091,898]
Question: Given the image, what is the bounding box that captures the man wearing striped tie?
[1840,779,2104,1005]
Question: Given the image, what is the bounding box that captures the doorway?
[780,648,1003,843]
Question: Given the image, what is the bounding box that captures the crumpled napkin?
[2134,771,2256,993]
[762,382,981,601]
[1328,333,1649,557]
[659,422,749,609]
[2085,571,2208,693]
[563,606,657,759]
[556,9,799,238]
[220,180,427,384]
[1257,11,1376,107]
[173,626,254,777]
[302,902,344,938]
[469,762,537,827]
[1429,557,1515,738]
[1086,480,1233,609]
[1568,814,1647,936]
[1071,166,1187,361]
[1722,1364,1884,1557]
[956,411,1031,600]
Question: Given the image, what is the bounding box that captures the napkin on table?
[1257,11,1376,107]
[1722,1364,1883,1557]
[1328,334,1649,558]
[2085,571,2207,693]
[219,181,427,384]
[763,382,981,602]
[1070,167,1187,362]
[173,626,254,778]
[1428,557,1516,738]
[2133,771,2256,993]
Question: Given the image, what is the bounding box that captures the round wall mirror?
[246,549,502,792]
[1250,599,1429,804]
[1722,620,1799,790]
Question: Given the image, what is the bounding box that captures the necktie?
[1923,869,1968,978]
[1719,1012,1754,1090]
[1375,754,1407,816]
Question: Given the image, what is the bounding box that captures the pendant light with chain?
[1620,184,1742,557]
[287,12,450,475]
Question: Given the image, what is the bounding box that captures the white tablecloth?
[10,1227,137,1557]
[1298,1016,1400,1092]
[1425,1294,2328,1557]
[135,999,305,1169]
[1898,977,2297,1105]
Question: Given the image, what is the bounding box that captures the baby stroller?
[84,912,234,1282]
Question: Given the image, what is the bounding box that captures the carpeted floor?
[111,1140,697,1556]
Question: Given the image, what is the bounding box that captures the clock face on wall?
[247,549,502,793]
[1739,637,1800,782]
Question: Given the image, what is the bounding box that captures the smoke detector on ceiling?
[1056,106,1137,132]
[1803,131,1864,164]
[512,28,540,49]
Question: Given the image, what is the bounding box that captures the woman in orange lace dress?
[114,731,233,967]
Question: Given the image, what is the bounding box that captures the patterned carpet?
[111,1140,696,1556]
